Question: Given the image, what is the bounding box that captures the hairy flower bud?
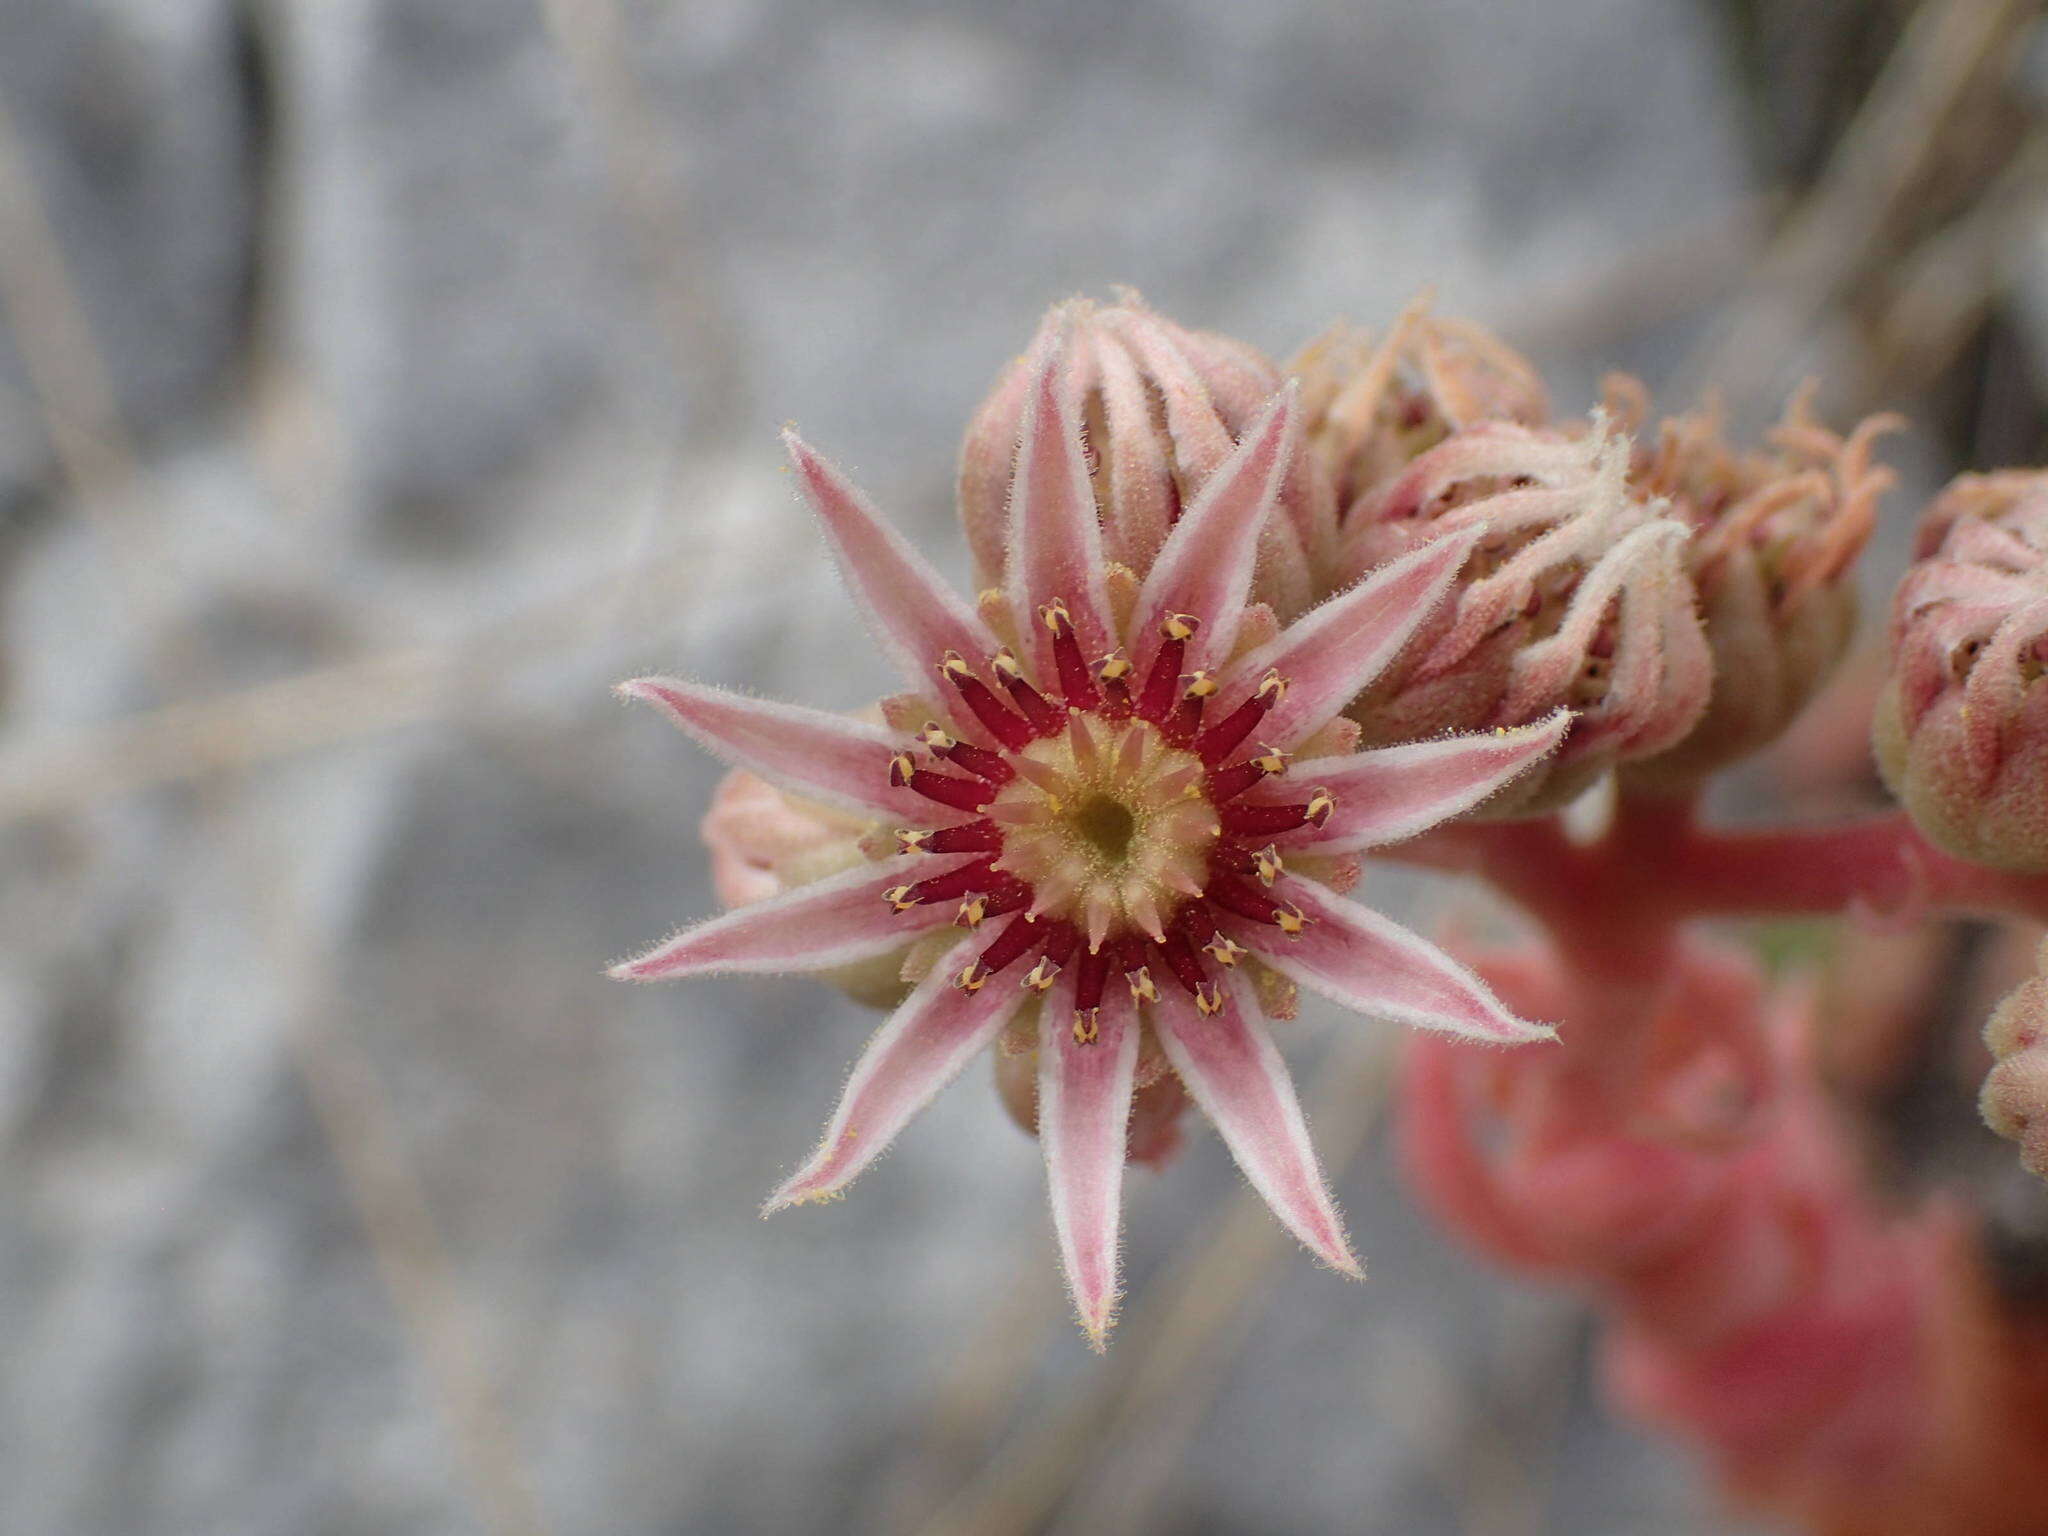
[1337,419,1710,813]
[959,293,1334,617]
[1617,383,1899,786]
[1293,295,1549,521]
[1981,938,2048,1180]
[1874,472,2048,871]
[701,767,944,1009]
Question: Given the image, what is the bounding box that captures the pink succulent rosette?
[1876,471,2048,872]
[614,331,1563,1345]
[1616,383,1899,786]
[959,293,1334,617]
[1335,419,1711,814]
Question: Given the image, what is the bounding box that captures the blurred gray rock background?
[2,0,2041,1532]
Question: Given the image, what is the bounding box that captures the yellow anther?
[1195,980,1226,1016]
[1203,933,1248,968]
[954,960,989,993]
[1039,599,1073,635]
[1254,669,1289,703]
[1273,903,1311,937]
[883,885,919,912]
[895,829,932,854]
[1252,845,1284,885]
[1072,1009,1100,1045]
[1127,967,1159,1004]
[1022,956,1063,992]
[940,649,974,679]
[954,896,987,929]
[919,722,957,750]
[1305,787,1336,826]
[1251,745,1291,776]
[1182,670,1219,699]
[888,752,917,787]
[1096,651,1134,682]
[1161,613,1199,642]
[991,648,1024,678]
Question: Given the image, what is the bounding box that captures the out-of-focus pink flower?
[615,326,1563,1344]
[1615,382,1899,786]
[959,292,1334,617]
[1980,936,2048,1179]
[1876,471,2048,871]
[1293,295,1549,521]
[1337,418,1710,813]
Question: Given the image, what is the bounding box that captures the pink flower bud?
[1338,419,1710,813]
[958,292,1334,618]
[1293,295,1549,521]
[701,767,942,1009]
[1620,384,1899,785]
[1875,472,2048,871]
[1980,939,2048,1179]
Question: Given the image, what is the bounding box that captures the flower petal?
[610,858,966,980]
[1130,385,1299,673]
[785,431,1003,694]
[1150,970,1360,1273]
[1039,977,1142,1349]
[1225,877,1552,1045]
[1222,526,1483,749]
[1256,713,1571,853]
[1007,324,1117,679]
[764,936,1030,1210]
[618,677,941,822]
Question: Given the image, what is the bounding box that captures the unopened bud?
[1339,419,1710,813]
[1875,472,2048,871]
[960,291,1333,617]
[1981,940,2048,1180]
[1292,294,1548,524]
[1622,384,1899,786]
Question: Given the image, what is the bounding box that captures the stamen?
[955,896,987,928]
[1137,616,1197,723]
[1203,932,1248,968]
[1251,745,1292,777]
[882,884,918,913]
[1127,965,1159,1004]
[900,858,998,907]
[1156,931,1210,997]
[1020,920,1081,991]
[1041,599,1103,709]
[921,722,1014,783]
[1094,650,1135,717]
[1074,943,1111,1019]
[1205,756,1278,803]
[901,819,1004,856]
[1252,845,1284,885]
[954,959,990,992]
[906,766,998,814]
[1192,670,1287,765]
[940,651,1035,750]
[1165,671,1216,745]
[991,648,1066,735]
[1072,1009,1100,1045]
[1194,979,1226,1016]
[1207,876,1315,938]
[975,914,1044,978]
[1218,795,1333,837]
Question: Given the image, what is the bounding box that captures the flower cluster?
[612,291,1918,1351]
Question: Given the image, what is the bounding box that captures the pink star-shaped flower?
[613,330,1564,1345]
